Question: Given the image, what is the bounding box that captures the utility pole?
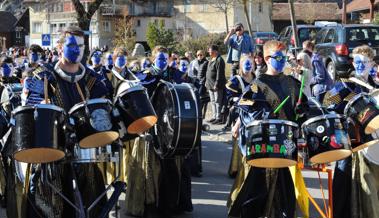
[342,0,347,24]
[288,0,299,51]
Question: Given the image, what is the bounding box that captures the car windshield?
[255,32,277,38]
[298,27,320,44]
[347,27,379,46]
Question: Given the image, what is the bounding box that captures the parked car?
[314,24,379,80]
[253,32,278,45]
[278,25,321,51]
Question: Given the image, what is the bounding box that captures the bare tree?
[71,0,104,61]
[239,0,252,35]
[113,7,135,52]
[212,0,238,32]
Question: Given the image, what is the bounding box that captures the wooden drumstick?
[44,74,48,103]
[349,77,374,90]
[75,82,86,102]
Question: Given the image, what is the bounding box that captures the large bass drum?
[151,81,201,158]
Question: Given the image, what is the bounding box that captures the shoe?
[222,126,231,131]
[207,118,216,123]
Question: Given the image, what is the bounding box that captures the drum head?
[362,141,379,165]
[309,149,352,164]
[127,115,157,134]
[79,131,119,148]
[352,139,379,152]
[14,148,65,163]
[364,115,379,134]
[247,158,297,168]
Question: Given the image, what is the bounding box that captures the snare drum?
[114,81,157,135]
[246,119,299,168]
[71,145,118,163]
[11,104,67,163]
[347,118,379,152]
[69,98,119,148]
[302,114,352,164]
[344,93,379,135]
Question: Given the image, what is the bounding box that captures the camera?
[235,26,242,31]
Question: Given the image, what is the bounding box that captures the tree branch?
[71,0,87,18]
[88,0,104,17]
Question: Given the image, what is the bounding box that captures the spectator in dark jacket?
[206,45,226,124]
[193,50,209,116]
[305,40,333,102]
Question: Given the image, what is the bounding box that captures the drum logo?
[247,143,287,155]
[316,125,325,134]
[90,109,112,131]
[283,139,296,155]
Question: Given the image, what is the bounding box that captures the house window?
[50,23,57,33]
[90,22,97,33]
[103,21,111,32]
[258,2,263,13]
[58,23,66,31]
[137,19,141,27]
[32,22,42,33]
[200,4,208,12]
[184,0,191,12]
[16,31,21,39]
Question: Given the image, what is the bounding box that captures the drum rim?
[362,141,379,165]
[68,98,112,114]
[118,85,145,96]
[12,104,66,115]
[246,119,298,128]
[343,92,369,115]
[301,113,345,128]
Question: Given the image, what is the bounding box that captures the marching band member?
[323,45,379,218]
[228,40,308,218]
[226,55,255,178]
[23,26,112,217]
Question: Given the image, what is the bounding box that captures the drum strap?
[255,79,288,119]
[235,75,246,91]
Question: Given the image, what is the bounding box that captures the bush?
[175,33,227,56]
[146,20,176,51]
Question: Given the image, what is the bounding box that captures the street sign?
[41,34,51,46]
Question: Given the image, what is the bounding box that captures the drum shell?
[345,94,379,134]
[302,114,351,163]
[115,88,157,134]
[69,99,119,148]
[246,120,298,168]
[70,145,118,163]
[12,106,66,163]
[152,82,201,158]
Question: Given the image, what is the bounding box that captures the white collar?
[54,61,86,83]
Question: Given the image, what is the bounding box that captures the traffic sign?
[41,34,51,46]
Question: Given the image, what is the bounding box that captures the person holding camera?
[224,23,254,76]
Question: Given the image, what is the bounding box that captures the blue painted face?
[179,60,188,73]
[106,54,113,66]
[353,54,370,76]
[91,51,102,66]
[115,55,127,69]
[155,52,168,71]
[142,59,151,70]
[270,51,286,73]
[1,63,12,77]
[242,59,253,74]
[30,52,40,63]
[63,34,84,63]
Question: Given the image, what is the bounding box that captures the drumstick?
[75,82,86,102]
[349,77,374,90]
[44,74,48,103]
[295,76,306,120]
[32,70,56,93]
[273,95,290,114]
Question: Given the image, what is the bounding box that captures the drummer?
[323,45,379,217]
[225,55,255,178]
[125,45,193,216]
[228,40,308,218]
[22,26,112,217]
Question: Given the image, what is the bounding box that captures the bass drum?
[151,81,201,158]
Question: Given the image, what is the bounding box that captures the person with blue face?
[228,40,309,218]
[22,26,112,217]
[322,45,379,218]
[90,50,103,69]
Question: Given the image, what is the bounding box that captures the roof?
[273,2,341,21]
[0,11,17,33]
[345,0,379,13]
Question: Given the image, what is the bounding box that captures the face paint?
[179,60,189,73]
[353,54,372,76]
[91,51,102,66]
[115,55,127,69]
[270,51,286,73]
[154,52,169,71]
[141,59,151,70]
[242,59,253,74]
[62,34,84,64]
[29,52,40,63]
[1,63,13,77]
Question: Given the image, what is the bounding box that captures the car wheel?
[327,61,336,81]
